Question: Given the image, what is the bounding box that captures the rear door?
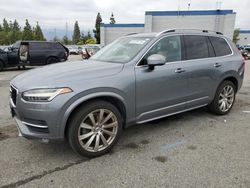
[29,42,49,65]
[182,35,230,108]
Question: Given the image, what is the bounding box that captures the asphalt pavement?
[0,57,250,188]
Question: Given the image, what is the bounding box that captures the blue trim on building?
[101,23,145,28]
[240,30,250,34]
[145,10,235,16]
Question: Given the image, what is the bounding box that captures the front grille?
[10,86,17,106]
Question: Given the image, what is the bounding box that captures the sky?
[0,0,249,39]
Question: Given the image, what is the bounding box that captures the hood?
[11,60,124,91]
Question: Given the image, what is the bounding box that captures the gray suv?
[10,29,245,157]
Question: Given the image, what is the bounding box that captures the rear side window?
[209,37,232,56]
[184,35,209,60]
[54,43,64,50]
[30,43,49,50]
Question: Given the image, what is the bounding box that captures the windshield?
[90,37,152,63]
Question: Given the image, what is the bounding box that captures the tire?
[46,57,58,65]
[0,61,4,71]
[67,100,123,158]
[208,80,236,115]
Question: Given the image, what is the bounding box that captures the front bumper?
[9,86,73,141]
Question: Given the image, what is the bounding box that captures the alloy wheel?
[78,109,118,152]
[218,85,235,112]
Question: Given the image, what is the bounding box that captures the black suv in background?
[0,41,69,71]
[0,48,8,71]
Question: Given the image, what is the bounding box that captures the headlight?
[22,88,72,102]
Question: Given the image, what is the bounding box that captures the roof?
[145,9,235,16]
[101,23,144,28]
[239,30,250,34]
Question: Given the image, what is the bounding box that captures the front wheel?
[67,101,123,158]
[208,80,236,115]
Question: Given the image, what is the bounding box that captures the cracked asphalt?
[0,57,250,188]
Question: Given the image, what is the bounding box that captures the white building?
[238,30,250,46]
[101,9,236,45]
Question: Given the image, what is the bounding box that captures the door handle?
[214,63,222,68]
[175,68,185,73]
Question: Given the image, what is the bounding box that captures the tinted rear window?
[30,42,49,50]
[184,35,209,60]
[53,43,64,50]
[209,37,232,56]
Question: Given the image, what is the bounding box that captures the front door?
[135,35,189,123]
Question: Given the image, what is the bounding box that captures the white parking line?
[242,111,250,113]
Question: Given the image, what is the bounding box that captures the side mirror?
[147,54,166,70]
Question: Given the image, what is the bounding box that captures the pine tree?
[233,29,240,43]
[110,12,116,24]
[93,12,102,44]
[87,30,91,38]
[3,18,10,32]
[72,21,80,44]
[22,19,33,40]
[53,36,60,42]
[9,19,22,43]
[2,19,11,44]
[33,22,45,40]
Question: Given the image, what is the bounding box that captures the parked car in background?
[68,46,80,55]
[0,41,69,71]
[80,45,102,59]
[10,29,244,157]
[0,48,8,71]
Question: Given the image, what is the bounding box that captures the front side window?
[90,37,152,63]
[184,35,209,60]
[140,35,182,65]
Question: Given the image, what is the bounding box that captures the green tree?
[233,28,240,44]
[33,22,45,40]
[22,19,33,40]
[9,19,22,43]
[72,21,80,44]
[53,36,61,42]
[93,12,102,44]
[63,35,70,45]
[110,12,116,24]
[85,38,96,44]
[3,18,10,32]
[1,19,11,44]
[87,30,91,38]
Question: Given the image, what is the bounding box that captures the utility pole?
[216,1,222,10]
[65,22,68,38]
[54,28,57,39]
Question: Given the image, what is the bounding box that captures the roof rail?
[125,33,138,36]
[156,29,223,36]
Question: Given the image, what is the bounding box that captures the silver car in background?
[10,29,245,157]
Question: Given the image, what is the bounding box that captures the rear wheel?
[208,80,236,115]
[67,101,123,158]
[46,57,58,64]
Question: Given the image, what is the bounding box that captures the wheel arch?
[221,76,238,92]
[46,56,59,64]
[63,93,127,138]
